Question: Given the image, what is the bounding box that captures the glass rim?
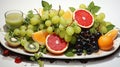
[4,10,23,18]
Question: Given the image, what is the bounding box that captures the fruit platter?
[0,0,120,59]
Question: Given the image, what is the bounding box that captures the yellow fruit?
[105,29,118,40]
[98,29,118,51]
[62,10,72,20]
[98,35,113,51]
[32,30,48,45]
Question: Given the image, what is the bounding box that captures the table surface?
[0,0,120,67]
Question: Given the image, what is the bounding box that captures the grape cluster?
[37,9,81,43]
[75,29,101,55]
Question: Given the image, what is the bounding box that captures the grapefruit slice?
[46,34,68,54]
[74,9,94,28]
[32,30,48,45]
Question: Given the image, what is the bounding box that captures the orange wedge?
[62,10,72,20]
[32,30,49,45]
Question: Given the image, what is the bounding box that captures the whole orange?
[98,35,113,51]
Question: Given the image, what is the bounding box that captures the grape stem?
[66,19,74,28]
[34,8,41,18]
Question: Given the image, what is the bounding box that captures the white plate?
[0,27,120,59]
[0,0,120,59]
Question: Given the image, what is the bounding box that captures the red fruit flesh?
[74,10,94,28]
[47,34,67,51]
[46,34,68,54]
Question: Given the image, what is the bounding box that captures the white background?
[0,0,120,67]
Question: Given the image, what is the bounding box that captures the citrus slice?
[32,30,48,45]
[74,9,94,28]
[46,34,68,54]
[62,10,72,20]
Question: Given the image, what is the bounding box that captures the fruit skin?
[5,33,20,47]
[3,49,10,56]
[46,34,68,54]
[15,57,22,63]
[105,29,118,40]
[98,29,118,51]
[73,9,94,28]
[98,35,113,51]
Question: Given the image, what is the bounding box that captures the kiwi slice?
[24,42,39,53]
[5,33,20,47]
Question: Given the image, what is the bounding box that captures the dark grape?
[75,28,100,56]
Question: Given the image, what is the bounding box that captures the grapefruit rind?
[73,9,94,28]
[46,34,68,54]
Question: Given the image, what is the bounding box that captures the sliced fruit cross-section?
[46,34,68,54]
[32,30,48,45]
[74,9,94,28]
[5,33,20,47]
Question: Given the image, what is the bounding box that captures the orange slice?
[32,30,48,45]
[62,10,72,20]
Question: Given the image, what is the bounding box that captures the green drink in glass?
[5,10,24,28]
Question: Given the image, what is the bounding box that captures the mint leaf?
[42,1,49,7]
[106,24,115,31]
[87,1,94,11]
[42,1,52,11]
[43,5,52,11]
[87,1,101,14]
[69,7,75,12]
[91,6,100,14]
[65,51,75,57]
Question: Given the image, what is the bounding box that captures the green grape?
[59,9,64,16]
[100,21,106,26]
[73,26,81,34]
[105,22,112,26]
[47,26,53,33]
[45,20,52,26]
[71,21,77,27]
[41,14,49,21]
[96,13,105,21]
[39,24,45,30]
[70,36,77,45]
[49,10,56,18]
[34,14,40,19]
[64,34,72,42]
[66,19,72,25]
[59,30,66,38]
[54,28,60,34]
[66,26,74,36]
[51,15,60,24]
[13,28,20,35]
[59,17,66,25]
[20,25,27,30]
[20,29,26,36]
[93,21,100,28]
[20,38,28,46]
[30,17,40,25]
[28,24,34,30]
[59,24,65,31]
[90,27,97,34]
[79,4,86,9]
[26,29,34,37]
[99,26,107,34]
